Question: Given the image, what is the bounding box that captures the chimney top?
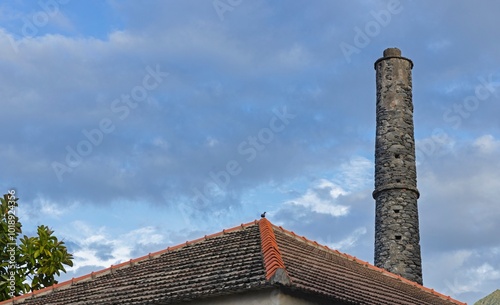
[374,47,413,69]
[383,48,401,57]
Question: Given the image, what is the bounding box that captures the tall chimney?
[373,48,423,284]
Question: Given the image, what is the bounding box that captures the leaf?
[0,194,74,301]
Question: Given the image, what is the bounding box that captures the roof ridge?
[271,223,467,305]
[0,220,259,305]
[258,218,291,285]
[0,219,466,305]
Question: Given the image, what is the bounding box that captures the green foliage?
[475,289,500,305]
[0,193,73,301]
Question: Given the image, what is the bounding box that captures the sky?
[0,1,499,304]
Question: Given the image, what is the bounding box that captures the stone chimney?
[373,48,423,284]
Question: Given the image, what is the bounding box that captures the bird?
[261,212,266,218]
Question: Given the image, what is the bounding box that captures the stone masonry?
[373,48,423,285]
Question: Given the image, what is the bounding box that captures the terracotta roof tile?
[0,219,466,305]
[258,218,289,283]
[272,223,466,305]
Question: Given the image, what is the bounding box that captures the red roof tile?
[0,219,466,305]
[259,217,289,283]
[272,225,465,305]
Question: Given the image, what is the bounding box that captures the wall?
[176,288,345,305]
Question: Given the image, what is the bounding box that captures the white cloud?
[426,250,473,295]
[326,227,367,251]
[285,179,349,217]
[152,137,170,150]
[282,157,372,217]
[277,43,311,68]
[67,221,166,272]
[470,263,500,281]
[446,262,500,295]
[427,40,451,52]
[416,130,456,164]
[473,134,499,154]
[425,248,500,300]
[18,198,79,220]
[38,199,68,217]
[334,156,372,192]
[126,226,165,246]
[205,136,219,147]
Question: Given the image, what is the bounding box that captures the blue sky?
[1,1,500,303]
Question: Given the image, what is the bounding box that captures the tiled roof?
[1,219,466,305]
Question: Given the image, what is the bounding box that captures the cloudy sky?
[1,1,499,303]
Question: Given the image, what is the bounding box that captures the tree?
[0,192,73,301]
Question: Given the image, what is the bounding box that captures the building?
[0,218,464,305]
[0,48,466,304]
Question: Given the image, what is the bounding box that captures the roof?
[1,219,466,305]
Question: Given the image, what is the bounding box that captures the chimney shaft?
[373,48,423,284]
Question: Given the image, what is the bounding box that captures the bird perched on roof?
[261,212,266,218]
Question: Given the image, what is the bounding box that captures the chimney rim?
[374,48,414,70]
